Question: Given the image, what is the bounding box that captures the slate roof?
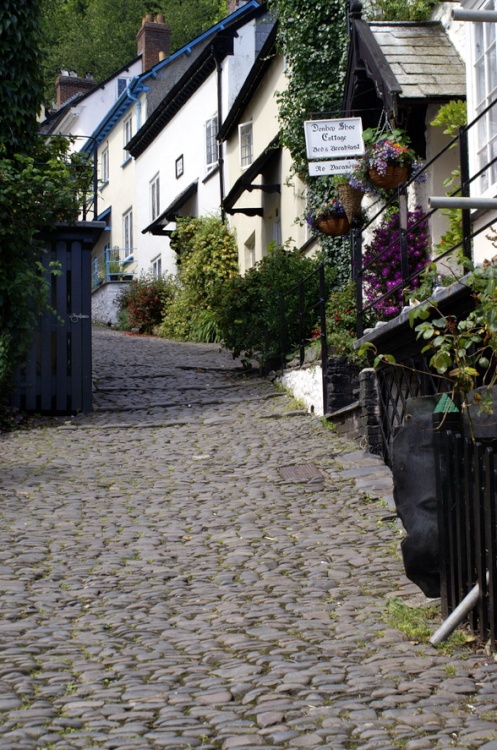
[369,22,466,100]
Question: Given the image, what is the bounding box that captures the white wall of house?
[224,53,308,274]
[132,17,265,277]
[133,76,225,276]
[49,62,142,153]
[92,105,138,273]
[433,1,497,265]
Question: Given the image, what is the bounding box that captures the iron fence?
[353,96,497,338]
[434,429,497,646]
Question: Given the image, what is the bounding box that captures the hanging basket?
[369,164,409,190]
[316,215,350,236]
[337,183,364,222]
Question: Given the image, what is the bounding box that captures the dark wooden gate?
[11,222,104,414]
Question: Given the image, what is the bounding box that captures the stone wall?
[92,282,130,326]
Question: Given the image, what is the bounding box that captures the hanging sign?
[304,117,364,160]
[308,159,361,177]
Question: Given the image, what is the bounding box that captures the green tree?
[0,0,92,403]
[41,0,225,102]
[0,0,44,155]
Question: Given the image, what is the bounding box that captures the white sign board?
[304,118,364,160]
[308,159,361,177]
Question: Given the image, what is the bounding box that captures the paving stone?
[0,327,495,750]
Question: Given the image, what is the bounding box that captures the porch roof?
[343,13,466,120]
[142,180,198,235]
[222,135,280,216]
[369,22,466,100]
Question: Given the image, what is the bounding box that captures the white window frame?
[239,121,253,169]
[467,0,497,194]
[123,209,133,258]
[123,115,133,162]
[205,115,218,171]
[151,254,162,278]
[101,145,109,184]
[150,173,160,221]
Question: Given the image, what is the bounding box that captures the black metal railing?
[434,429,497,645]
[353,96,497,337]
[277,262,329,411]
[41,133,99,222]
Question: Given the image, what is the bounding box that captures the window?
[151,255,162,278]
[470,0,497,192]
[175,154,184,179]
[239,122,253,169]
[205,115,218,170]
[123,209,133,256]
[150,173,160,221]
[101,146,109,184]
[117,78,128,97]
[123,116,133,161]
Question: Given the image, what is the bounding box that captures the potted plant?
[361,127,419,190]
[306,196,350,236]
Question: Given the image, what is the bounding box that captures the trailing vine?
[267,0,348,179]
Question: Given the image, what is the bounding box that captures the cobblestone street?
[0,327,496,750]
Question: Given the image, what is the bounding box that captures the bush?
[116,275,176,334]
[326,281,372,366]
[214,244,332,366]
[158,217,238,343]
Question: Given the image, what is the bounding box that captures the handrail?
[354,97,497,336]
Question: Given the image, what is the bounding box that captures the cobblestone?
[1,327,496,748]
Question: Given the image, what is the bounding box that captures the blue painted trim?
[82,1,261,153]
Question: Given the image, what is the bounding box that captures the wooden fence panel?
[11,223,104,415]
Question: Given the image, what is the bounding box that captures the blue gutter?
[82,0,261,154]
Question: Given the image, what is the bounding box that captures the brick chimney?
[56,72,96,109]
[137,14,171,72]
[227,0,249,13]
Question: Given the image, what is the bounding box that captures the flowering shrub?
[159,217,238,342]
[362,206,430,318]
[116,275,176,334]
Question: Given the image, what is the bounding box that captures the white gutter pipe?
[429,583,480,645]
[452,8,497,21]
[429,196,497,211]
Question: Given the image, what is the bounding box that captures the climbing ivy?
[267,0,348,178]
[0,1,92,404]
[0,0,43,156]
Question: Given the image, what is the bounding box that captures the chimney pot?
[156,13,165,23]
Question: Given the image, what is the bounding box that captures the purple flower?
[362,206,429,319]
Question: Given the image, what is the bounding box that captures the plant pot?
[369,164,409,190]
[317,216,350,236]
[337,183,363,223]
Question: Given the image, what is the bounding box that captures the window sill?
[100,180,109,190]
[203,164,220,184]
[121,156,132,169]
